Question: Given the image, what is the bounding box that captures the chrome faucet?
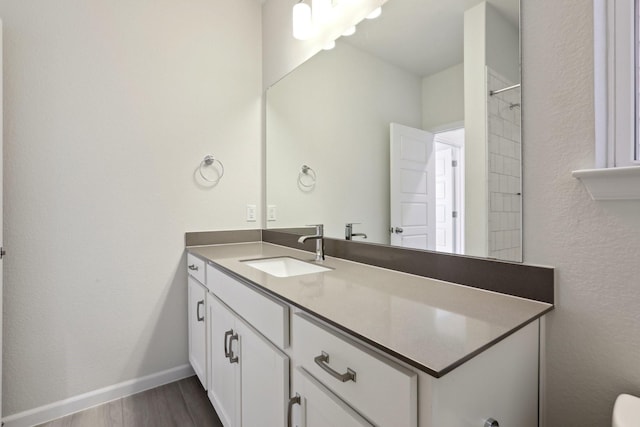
[345,223,368,241]
[298,224,324,261]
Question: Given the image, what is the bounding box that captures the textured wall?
[1,0,262,415]
[522,1,640,425]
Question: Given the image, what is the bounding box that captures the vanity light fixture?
[342,26,356,36]
[312,0,333,24]
[366,6,382,19]
[323,39,336,50]
[293,0,313,40]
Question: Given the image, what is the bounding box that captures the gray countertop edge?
[187,248,553,379]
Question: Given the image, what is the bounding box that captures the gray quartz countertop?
[188,242,552,378]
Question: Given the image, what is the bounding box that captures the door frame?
[430,122,465,254]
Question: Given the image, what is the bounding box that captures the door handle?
[314,351,356,382]
[188,264,199,271]
[196,300,204,322]
[228,333,239,364]
[390,227,403,234]
[224,330,233,358]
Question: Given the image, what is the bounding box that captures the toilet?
[613,394,640,427]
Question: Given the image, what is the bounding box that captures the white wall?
[523,1,640,425]
[463,2,489,257]
[1,0,262,416]
[485,3,519,85]
[421,63,464,131]
[266,41,422,243]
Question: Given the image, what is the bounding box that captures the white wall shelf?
[572,166,640,200]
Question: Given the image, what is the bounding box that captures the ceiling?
[342,0,519,77]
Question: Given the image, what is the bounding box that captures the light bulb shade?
[323,40,336,50]
[342,26,356,36]
[366,6,382,19]
[312,0,332,24]
[293,2,312,40]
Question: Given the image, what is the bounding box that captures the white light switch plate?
[267,205,277,221]
[246,204,257,222]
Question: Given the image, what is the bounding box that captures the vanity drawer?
[187,253,206,284]
[293,313,417,427]
[206,263,289,349]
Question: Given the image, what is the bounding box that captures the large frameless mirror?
[266,0,522,262]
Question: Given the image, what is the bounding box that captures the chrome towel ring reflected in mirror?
[298,164,316,189]
[199,155,225,184]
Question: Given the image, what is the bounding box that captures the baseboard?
[2,364,194,427]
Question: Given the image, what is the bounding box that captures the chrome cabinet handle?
[188,264,199,271]
[314,351,356,382]
[229,333,239,364]
[287,394,301,427]
[484,418,499,427]
[394,227,403,234]
[224,330,233,358]
[196,300,204,322]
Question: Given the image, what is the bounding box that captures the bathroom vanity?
[186,239,552,427]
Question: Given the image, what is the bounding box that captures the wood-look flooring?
[36,376,223,427]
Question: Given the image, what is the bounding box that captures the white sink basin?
[241,256,332,278]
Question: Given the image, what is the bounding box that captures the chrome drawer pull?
[229,333,239,364]
[224,330,233,358]
[314,351,356,382]
[188,264,199,271]
[287,394,301,427]
[196,300,205,322]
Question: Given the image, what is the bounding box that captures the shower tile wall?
[487,67,522,262]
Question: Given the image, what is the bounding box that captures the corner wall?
[1,0,262,416]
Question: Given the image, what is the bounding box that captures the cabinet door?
[188,277,207,389]
[292,367,373,427]
[208,295,240,427]
[237,320,289,427]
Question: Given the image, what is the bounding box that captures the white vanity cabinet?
[419,319,540,427]
[293,311,540,427]
[293,312,418,427]
[205,263,290,427]
[207,294,238,426]
[187,254,207,389]
[187,249,545,427]
[291,366,374,427]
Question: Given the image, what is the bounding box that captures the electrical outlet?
[246,204,257,222]
[267,205,277,221]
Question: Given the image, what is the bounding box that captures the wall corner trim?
[1,364,194,427]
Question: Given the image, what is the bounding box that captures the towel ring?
[199,155,225,184]
[298,165,316,188]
